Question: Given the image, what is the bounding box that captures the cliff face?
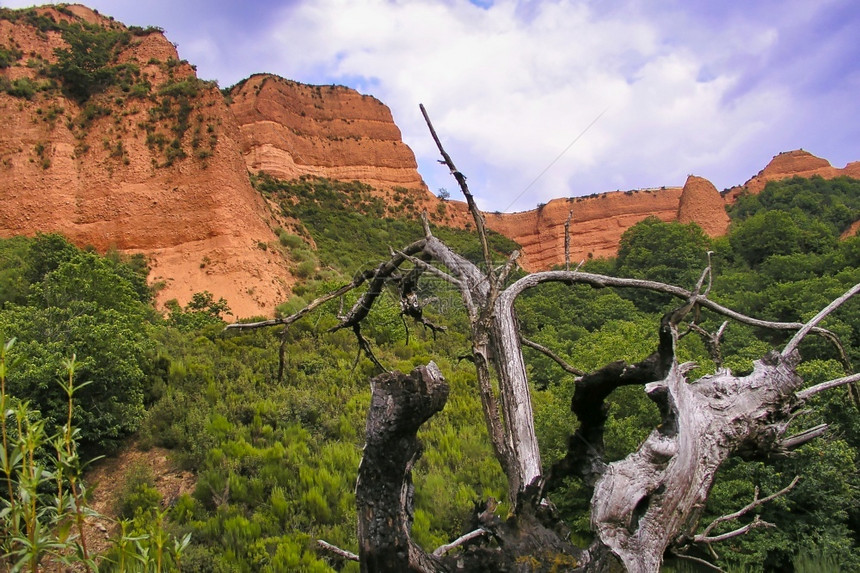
[485,173,732,271]
[485,189,681,269]
[230,74,428,193]
[1,6,856,315]
[0,5,290,318]
[726,150,860,199]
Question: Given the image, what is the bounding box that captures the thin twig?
[564,210,573,272]
[688,321,728,368]
[782,282,860,357]
[521,336,584,376]
[353,324,387,374]
[696,516,775,544]
[695,476,800,542]
[225,281,359,330]
[671,552,725,572]
[393,249,462,288]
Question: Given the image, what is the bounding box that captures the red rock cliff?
[0,5,290,318]
[231,74,429,193]
[486,173,732,271]
[726,150,860,199]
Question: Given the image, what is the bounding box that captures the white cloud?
[3,0,857,211]
[257,0,806,210]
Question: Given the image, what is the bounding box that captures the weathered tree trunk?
[590,349,802,572]
[491,289,543,497]
[356,363,449,572]
[356,363,587,572]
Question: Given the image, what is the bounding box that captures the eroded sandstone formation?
[726,150,860,199]
[676,175,730,237]
[230,74,429,193]
[0,5,290,318]
[484,172,736,271]
[485,188,682,270]
[1,5,856,316]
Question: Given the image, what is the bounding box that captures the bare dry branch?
[696,516,775,544]
[564,210,573,271]
[520,336,584,376]
[393,248,462,288]
[420,210,433,239]
[504,270,843,342]
[431,528,487,557]
[225,281,359,330]
[316,540,359,562]
[671,552,725,572]
[782,282,860,358]
[689,321,729,367]
[497,249,521,286]
[796,372,860,400]
[695,476,800,542]
[333,240,427,331]
[351,324,387,373]
[778,424,829,450]
[420,103,494,281]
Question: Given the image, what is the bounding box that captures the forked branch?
[694,476,800,544]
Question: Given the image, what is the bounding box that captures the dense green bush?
[0,234,155,453]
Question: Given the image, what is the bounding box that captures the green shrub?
[279,232,304,249]
[6,77,37,99]
[117,461,163,519]
[294,260,316,279]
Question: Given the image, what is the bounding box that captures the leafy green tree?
[166,291,232,331]
[615,217,711,285]
[0,244,154,453]
[729,210,835,268]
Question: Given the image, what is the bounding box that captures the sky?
[2,0,859,212]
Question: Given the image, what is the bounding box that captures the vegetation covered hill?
[1,172,858,571]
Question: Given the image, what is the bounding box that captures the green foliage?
[251,174,517,274]
[0,76,39,99]
[117,462,163,520]
[50,22,131,101]
[729,210,834,268]
[730,175,860,234]
[1,348,97,571]
[0,235,155,453]
[0,43,23,68]
[1,344,189,571]
[613,216,712,311]
[165,291,232,331]
[616,216,711,285]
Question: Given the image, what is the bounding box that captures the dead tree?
[228,107,860,571]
